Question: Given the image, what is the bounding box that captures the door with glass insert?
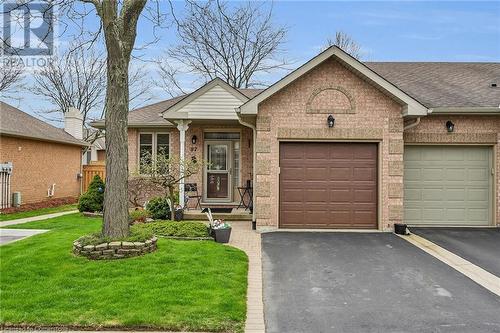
[205,141,232,200]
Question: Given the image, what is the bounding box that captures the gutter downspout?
[403,117,421,131]
[236,110,257,227]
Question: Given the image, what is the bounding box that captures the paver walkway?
[228,221,265,333]
[0,210,78,227]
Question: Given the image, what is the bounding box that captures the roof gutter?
[0,130,89,147]
[429,106,500,115]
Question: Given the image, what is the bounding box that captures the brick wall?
[255,57,404,231]
[405,115,500,226]
[128,125,253,206]
[0,135,82,204]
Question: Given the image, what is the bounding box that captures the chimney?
[64,107,83,140]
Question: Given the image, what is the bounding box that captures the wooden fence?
[82,163,105,193]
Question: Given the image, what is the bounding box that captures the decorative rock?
[109,241,121,249]
[145,239,152,246]
[95,243,108,250]
[121,241,135,248]
[83,245,95,251]
[102,249,115,255]
[133,242,145,248]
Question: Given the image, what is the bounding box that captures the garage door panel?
[280,142,377,229]
[404,146,491,226]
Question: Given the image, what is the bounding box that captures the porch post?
[176,120,191,208]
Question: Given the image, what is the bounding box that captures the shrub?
[78,175,105,213]
[77,228,153,246]
[145,196,171,220]
[130,209,150,223]
[133,221,209,238]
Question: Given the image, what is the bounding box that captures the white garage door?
[404,146,492,226]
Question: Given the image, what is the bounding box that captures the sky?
[2,0,499,126]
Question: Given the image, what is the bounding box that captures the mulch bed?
[0,197,77,214]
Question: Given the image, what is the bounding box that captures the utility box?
[12,192,21,207]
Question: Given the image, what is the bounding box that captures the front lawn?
[0,214,248,332]
[0,204,78,221]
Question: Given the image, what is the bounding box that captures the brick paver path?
[228,221,265,333]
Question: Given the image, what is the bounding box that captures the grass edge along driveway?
[0,214,248,332]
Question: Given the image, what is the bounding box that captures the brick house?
[92,46,500,231]
[0,102,88,206]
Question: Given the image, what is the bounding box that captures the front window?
[139,132,170,174]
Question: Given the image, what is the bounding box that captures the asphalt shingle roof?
[365,62,500,108]
[0,101,87,146]
[97,62,500,127]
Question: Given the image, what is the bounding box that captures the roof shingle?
[0,101,87,146]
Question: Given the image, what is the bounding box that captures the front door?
[205,141,232,201]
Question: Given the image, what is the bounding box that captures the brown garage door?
[279,142,378,229]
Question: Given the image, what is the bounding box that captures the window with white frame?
[139,132,170,173]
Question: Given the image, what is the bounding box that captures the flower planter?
[214,228,231,243]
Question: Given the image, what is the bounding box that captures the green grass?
[0,214,248,332]
[0,204,78,221]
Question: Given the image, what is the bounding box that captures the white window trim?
[138,132,171,174]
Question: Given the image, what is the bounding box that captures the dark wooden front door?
[279,142,378,229]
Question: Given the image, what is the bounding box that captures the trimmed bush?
[78,175,105,212]
[146,197,171,220]
[133,221,209,238]
[130,209,150,223]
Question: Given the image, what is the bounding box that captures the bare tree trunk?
[103,54,130,238]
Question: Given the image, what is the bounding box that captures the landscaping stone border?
[73,237,157,260]
[82,212,103,218]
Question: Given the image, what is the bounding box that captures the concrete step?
[183,211,252,221]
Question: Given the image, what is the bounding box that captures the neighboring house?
[82,129,106,165]
[0,102,88,207]
[92,46,500,230]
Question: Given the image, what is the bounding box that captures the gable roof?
[0,101,88,146]
[365,62,500,110]
[238,46,429,117]
[90,86,262,128]
[161,78,250,120]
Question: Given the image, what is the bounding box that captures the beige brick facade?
[255,58,405,231]
[0,135,82,204]
[128,124,253,206]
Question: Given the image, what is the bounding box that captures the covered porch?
[161,78,256,218]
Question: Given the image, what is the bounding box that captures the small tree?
[78,175,105,213]
[140,152,201,222]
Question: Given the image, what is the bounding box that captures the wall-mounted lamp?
[191,135,197,144]
[445,120,454,133]
[327,114,335,128]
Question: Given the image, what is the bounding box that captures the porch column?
[176,120,191,208]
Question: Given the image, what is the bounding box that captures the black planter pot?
[214,228,232,243]
[394,223,409,235]
[174,208,184,221]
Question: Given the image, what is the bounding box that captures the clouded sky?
[2,0,499,126]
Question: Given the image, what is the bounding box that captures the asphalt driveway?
[262,232,500,333]
[411,227,500,277]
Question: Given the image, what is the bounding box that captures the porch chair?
[184,183,202,210]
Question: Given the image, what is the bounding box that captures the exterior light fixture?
[445,120,454,133]
[327,114,335,128]
[191,135,197,144]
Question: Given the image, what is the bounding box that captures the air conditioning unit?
[12,192,21,207]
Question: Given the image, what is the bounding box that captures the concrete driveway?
[411,227,500,277]
[0,228,48,245]
[262,232,500,333]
